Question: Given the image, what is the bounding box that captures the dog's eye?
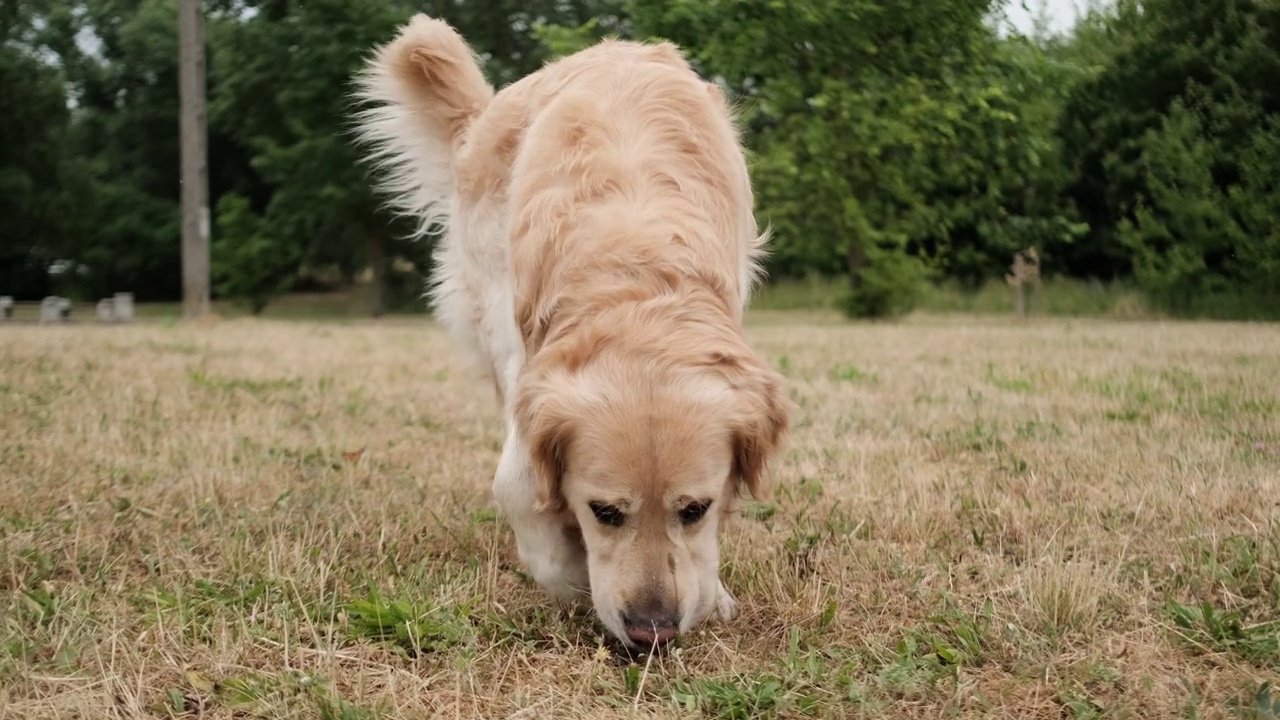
[589,502,626,527]
[679,500,711,526]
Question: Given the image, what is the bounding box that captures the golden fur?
[354,15,789,648]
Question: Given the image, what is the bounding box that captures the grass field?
[2,311,1279,719]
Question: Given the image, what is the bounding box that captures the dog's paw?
[714,580,738,622]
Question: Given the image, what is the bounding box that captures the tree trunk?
[178,0,210,319]
[846,239,865,289]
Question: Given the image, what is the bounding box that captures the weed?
[873,631,955,699]
[829,365,878,383]
[926,595,995,666]
[937,417,1007,454]
[1104,407,1146,422]
[985,362,1033,392]
[777,354,794,376]
[671,674,799,719]
[20,587,61,627]
[1166,600,1279,667]
[316,692,383,720]
[188,368,302,396]
[1016,419,1063,440]
[1226,680,1280,720]
[342,589,474,656]
[1059,690,1107,719]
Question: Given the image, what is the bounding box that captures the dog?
[354,15,789,649]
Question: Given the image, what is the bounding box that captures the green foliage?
[840,246,928,319]
[208,0,418,311]
[212,195,300,314]
[1165,599,1279,667]
[629,0,1088,317]
[0,6,85,298]
[1118,94,1280,319]
[3,0,1278,318]
[1060,0,1280,317]
[532,16,607,58]
[670,675,791,719]
[915,276,1152,318]
[61,0,187,299]
[342,589,474,657]
[1227,681,1280,720]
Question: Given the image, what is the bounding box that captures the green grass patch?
[754,274,1156,318]
[671,674,807,719]
[162,668,385,719]
[341,589,475,657]
[829,365,879,383]
[917,277,1154,318]
[1165,600,1279,668]
[751,275,846,312]
[188,369,303,396]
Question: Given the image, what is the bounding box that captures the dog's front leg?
[714,578,739,621]
[492,427,591,607]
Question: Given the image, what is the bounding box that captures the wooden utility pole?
[179,0,210,318]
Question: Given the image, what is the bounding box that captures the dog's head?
[514,340,788,648]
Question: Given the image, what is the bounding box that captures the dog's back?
[355,17,765,404]
[455,40,764,354]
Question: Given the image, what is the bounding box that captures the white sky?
[1002,0,1089,37]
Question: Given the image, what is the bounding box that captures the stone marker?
[40,296,66,324]
[113,292,135,322]
[97,298,115,322]
[0,296,13,321]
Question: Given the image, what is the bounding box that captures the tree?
[1060,0,1280,317]
[208,0,629,314]
[631,0,1068,317]
[7,0,1274,319]
[0,1,86,299]
[33,0,199,301]
[210,193,299,314]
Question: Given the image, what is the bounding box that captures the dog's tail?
[352,15,494,236]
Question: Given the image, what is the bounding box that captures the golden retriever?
[354,15,789,649]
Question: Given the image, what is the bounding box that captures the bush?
[212,194,301,314]
[840,248,928,319]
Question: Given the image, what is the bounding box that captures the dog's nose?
[622,613,680,647]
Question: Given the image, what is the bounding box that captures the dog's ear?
[731,365,789,501]
[706,348,791,501]
[513,369,577,513]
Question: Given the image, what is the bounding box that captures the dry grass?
[2,311,1279,719]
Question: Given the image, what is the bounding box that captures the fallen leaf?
[185,669,214,693]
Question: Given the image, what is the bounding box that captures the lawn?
[2,311,1278,719]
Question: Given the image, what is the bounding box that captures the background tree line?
[2,0,1277,319]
